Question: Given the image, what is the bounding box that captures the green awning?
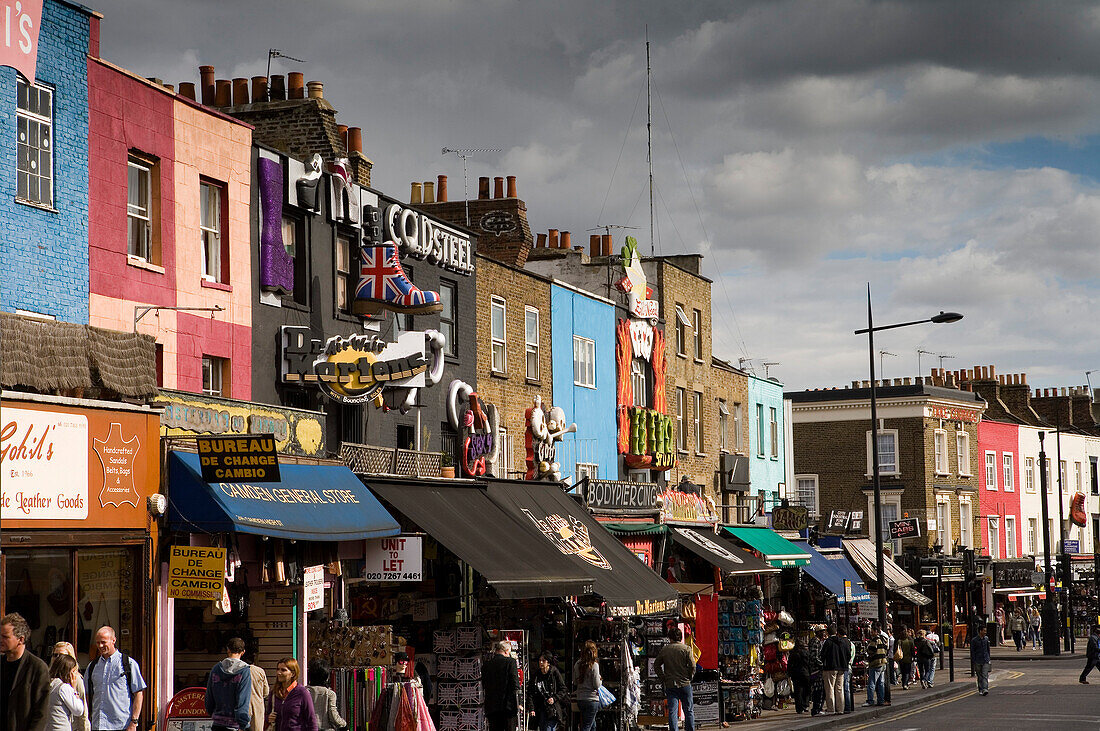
[601,522,669,537]
[722,526,811,567]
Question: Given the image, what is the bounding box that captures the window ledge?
[201,279,232,292]
[574,382,597,390]
[280,299,310,312]
[676,352,687,359]
[695,452,707,458]
[525,377,542,386]
[934,471,951,477]
[986,486,998,491]
[958,472,973,478]
[333,312,360,325]
[490,370,508,380]
[127,256,165,274]
[15,197,58,213]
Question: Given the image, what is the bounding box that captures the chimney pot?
[178,82,197,101]
[536,233,547,248]
[199,65,215,105]
[561,231,572,249]
[590,234,601,256]
[306,80,323,99]
[269,74,286,101]
[478,176,490,200]
[338,125,349,152]
[288,72,305,99]
[251,76,268,102]
[549,229,560,248]
[437,174,448,202]
[424,181,435,204]
[989,364,996,379]
[163,83,175,93]
[214,79,232,107]
[601,233,612,256]
[348,127,363,154]
[411,182,422,204]
[494,176,504,199]
[232,77,249,105]
[506,175,517,198]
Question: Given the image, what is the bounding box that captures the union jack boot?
[353,243,443,316]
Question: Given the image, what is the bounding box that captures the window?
[630,359,650,408]
[866,429,899,475]
[988,517,999,559]
[676,388,687,452]
[573,336,595,388]
[524,307,540,380]
[490,297,507,373]
[795,475,818,517]
[439,281,457,355]
[1005,516,1017,558]
[867,496,903,555]
[956,431,971,475]
[1075,461,1083,492]
[733,403,743,452]
[1028,518,1038,555]
[985,452,997,490]
[396,424,415,450]
[202,355,226,397]
[281,215,308,304]
[1003,454,1014,492]
[674,304,689,356]
[718,400,729,452]
[936,498,949,550]
[17,77,53,207]
[769,407,779,458]
[1060,460,1068,492]
[1046,458,1053,492]
[693,392,703,454]
[127,157,154,261]
[934,429,949,474]
[576,463,599,483]
[1048,518,1055,554]
[1025,457,1036,493]
[1092,457,1099,495]
[200,180,226,282]
[335,235,352,313]
[692,309,703,360]
[756,404,765,457]
[498,427,510,477]
[341,403,365,445]
[960,499,972,549]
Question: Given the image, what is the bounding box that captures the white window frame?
[1025,457,1036,493]
[1075,461,1083,492]
[718,399,729,453]
[935,495,950,550]
[756,403,765,457]
[934,429,949,475]
[733,403,743,453]
[959,497,972,550]
[988,517,1000,559]
[693,391,703,454]
[524,306,540,381]
[498,426,510,477]
[865,429,899,476]
[575,462,599,483]
[676,388,687,452]
[674,305,689,356]
[769,407,779,459]
[335,234,352,313]
[16,77,54,207]
[692,308,703,361]
[1005,516,1017,558]
[1060,460,1068,493]
[202,355,225,397]
[985,451,998,490]
[127,157,153,261]
[1027,518,1037,555]
[630,359,648,408]
[573,335,595,388]
[200,180,224,282]
[794,474,818,518]
[867,492,904,555]
[1003,453,1014,492]
[956,431,971,476]
[1046,459,1053,493]
[490,296,507,373]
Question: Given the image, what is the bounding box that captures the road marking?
[842,690,977,730]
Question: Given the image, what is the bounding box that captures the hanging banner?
[0,0,42,83]
[304,565,325,612]
[167,546,225,601]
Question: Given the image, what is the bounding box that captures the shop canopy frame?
[603,523,778,577]
[795,541,871,604]
[721,525,812,568]
[843,537,932,606]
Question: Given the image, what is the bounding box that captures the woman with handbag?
[894,628,914,690]
[266,657,318,731]
[51,643,89,731]
[528,653,566,731]
[572,641,601,731]
[45,654,86,731]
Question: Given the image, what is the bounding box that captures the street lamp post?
[1038,431,1061,655]
[855,287,962,630]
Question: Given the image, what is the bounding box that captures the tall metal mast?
[646,27,654,256]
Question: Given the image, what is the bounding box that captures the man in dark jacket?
[206,637,252,731]
[0,612,49,731]
[970,625,992,695]
[654,627,696,731]
[1080,625,1100,684]
[819,625,851,715]
[483,640,520,731]
[807,626,825,716]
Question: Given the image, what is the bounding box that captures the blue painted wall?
[550,283,618,485]
[747,373,786,510]
[0,0,91,322]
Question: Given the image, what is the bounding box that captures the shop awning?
[484,479,679,616]
[366,479,595,600]
[722,526,812,567]
[168,451,400,541]
[600,522,669,536]
[795,541,871,604]
[670,527,780,576]
[842,538,932,606]
[895,586,933,606]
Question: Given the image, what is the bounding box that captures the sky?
[89,0,1100,393]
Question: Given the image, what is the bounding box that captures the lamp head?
[930,311,963,324]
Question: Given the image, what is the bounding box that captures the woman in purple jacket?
[266,658,318,731]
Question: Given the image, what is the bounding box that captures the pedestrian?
[484,641,520,731]
[1080,625,1100,684]
[862,625,887,707]
[653,627,695,731]
[840,627,855,713]
[994,604,1006,644]
[915,630,935,689]
[1,612,50,731]
[923,627,939,688]
[1028,605,1042,649]
[86,626,146,731]
[571,641,600,731]
[266,658,317,731]
[248,662,269,731]
[895,627,914,690]
[785,639,811,714]
[527,653,566,731]
[970,625,992,696]
[818,625,848,715]
[206,637,251,731]
[51,643,89,731]
[1009,608,1026,651]
[306,660,345,731]
[807,626,825,716]
[46,654,86,731]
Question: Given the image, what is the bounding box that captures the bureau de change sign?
[196,435,281,482]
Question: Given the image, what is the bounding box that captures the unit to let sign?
[363,535,423,581]
[168,546,225,600]
[303,565,325,612]
[196,435,281,483]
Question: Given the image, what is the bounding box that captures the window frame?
[439,280,457,356]
[985,451,998,490]
[674,304,689,356]
[498,426,510,478]
[756,403,765,457]
[1027,518,1038,555]
[956,431,971,476]
[1005,516,1017,558]
[630,358,649,408]
[959,497,972,550]
[201,355,226,397]
[733,403,743,453]
[127,155,154,262]
[692,308,703,361]
[572,335,596,388]
[280,213,308,306]
[1025,456,1036,493]
[865,429,899,476]
[676,388,687,453]
[1003,453,1014,492]
[1060,460,1068,493]
[575,462,599,484]
[335,233,353,314]
[693,391,703,454]
[16,77,54,208]
[935,496,950,550]
[490,296,507,374]
[988,517,1000,559]
[524,306,540,381]
[934,429,949,475]
[794,474,818,518]
[1075,461,1083,492]
[769,407,779,459]
[199,178,228,283]
[1046,458,1053,493]
[718,399,729,453]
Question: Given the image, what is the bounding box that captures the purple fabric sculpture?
[259,156,295,294]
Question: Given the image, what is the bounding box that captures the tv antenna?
[937,353,956,370]
[762,361,780,379]
[266,49,305,100]
[917,349,937,377]
[879,350,897,378]
[442,147,502,226]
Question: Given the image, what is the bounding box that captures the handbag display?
[9,569,40,630]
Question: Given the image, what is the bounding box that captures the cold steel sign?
[584,480,659,513]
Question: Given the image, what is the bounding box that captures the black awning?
[484,479,679,616]
[669,527,779,576]
[366,479,594,599]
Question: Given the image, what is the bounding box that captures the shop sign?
[672,528,745,565]
[524,396,577,481]
[889,517,921,540]
[608,596,679,617]
[164,687,211,726]
[155,390,326,458]
[281,326,445,411]
[921,566,940,580]
[381,200,474,276]
[168,546,225,601]
[196,435,281,483]
[941,565,964,582]
[925,405,980,423]
[692,681,719,723]
[304,565,325,611]
[1064,539,1081,553]
[993,560,1034,588]
[364,535,423,581]
[1,407,88,520]
[584,480,659,513]
[446,380,500,477]
[850,511,863,530]
[621,407,675,471]
[827,510,850,532]
[1070,492,1087,527]
[615,237,659,320]
[659,490,719,526]
[771,505,809,531]
[0,0,41,83]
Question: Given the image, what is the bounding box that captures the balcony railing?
[341,442,443,478]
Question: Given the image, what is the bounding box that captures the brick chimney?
[998,372,1045,425]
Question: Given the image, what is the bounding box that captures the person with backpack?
[914,630,935,689]
[87,626,146,731]
[862,627,888,707]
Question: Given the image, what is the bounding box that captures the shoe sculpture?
[354,243,443,316]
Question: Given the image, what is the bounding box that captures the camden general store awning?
[367,479,595,600]
[168,451,400,541]
[795,541,871,604]
[722,526,812,568]
[843,538,932,607]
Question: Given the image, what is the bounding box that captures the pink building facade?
[977,418,1023,559]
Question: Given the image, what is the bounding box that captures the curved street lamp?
[854,286,963,631]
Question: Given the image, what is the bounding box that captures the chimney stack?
[232,77,249,105]
[348,127,363,154]
[411,182,422,204]
[306,80,323,99]
[506,175,517,198]
[251,76,268,102]
[536,233,547,248]
[494,177,504,199]
[288,72,305,99]
[561,231,571,249]
[199,65,215,105]
[338,125,349,151]
[269,74,286,101]
[478,177,490,200]
[423,181,435,203]
[437,175,448,202]
[178,82,197,101]
[590,234,601,256]
[549,229,559,248]
[214,79,231,107]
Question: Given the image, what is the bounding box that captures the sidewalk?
[989,640,1084,662]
